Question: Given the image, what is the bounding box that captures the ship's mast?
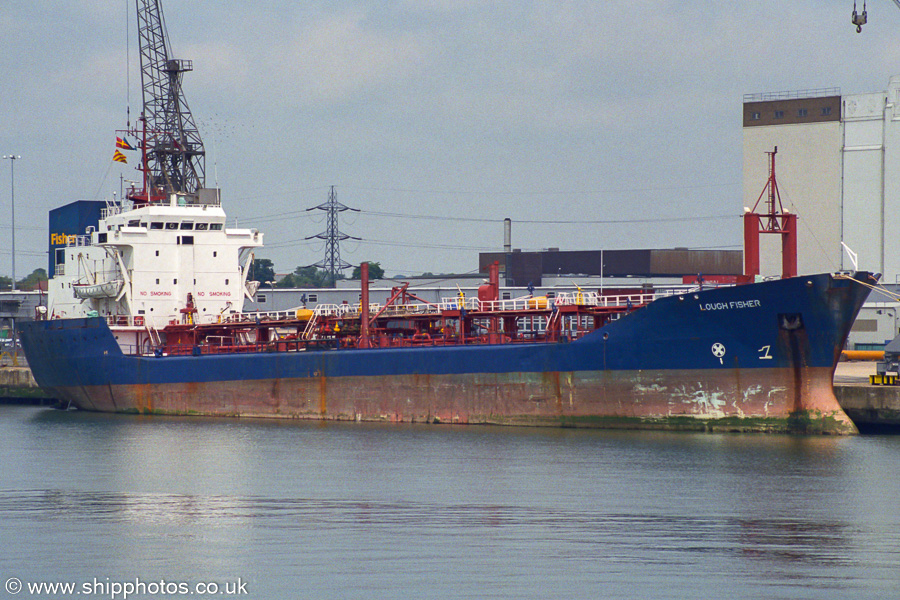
[743,147,798,280]
[135,0,205,199]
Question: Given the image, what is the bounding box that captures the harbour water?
[1,404,899,599]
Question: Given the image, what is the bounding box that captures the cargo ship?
[20,263,876,433]
[18,0,878,433]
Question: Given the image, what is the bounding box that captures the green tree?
[17,268,48,290]
[350,261,385,280]
[249,258,276,284]
[276,266,334,288]
[0,276,11,291]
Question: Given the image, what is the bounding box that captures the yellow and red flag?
[112,150,127,164]
[116,136,135,150]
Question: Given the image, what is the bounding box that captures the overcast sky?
[3,0,900,278]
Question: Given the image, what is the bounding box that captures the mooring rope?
[834,272,900,301]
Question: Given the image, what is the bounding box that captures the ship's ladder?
[302,310,319,341]
[145,324,162,352]
[236,330,253,347]
[545,302,562,339]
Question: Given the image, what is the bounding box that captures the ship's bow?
[787,271,876,434]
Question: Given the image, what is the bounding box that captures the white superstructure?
[50,189,262,333]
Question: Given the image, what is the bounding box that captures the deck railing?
[152,284,727,331]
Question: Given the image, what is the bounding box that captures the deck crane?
[130,0,206,202]
[853,0,900,32]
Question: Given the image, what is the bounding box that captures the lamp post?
[2,155,20,291]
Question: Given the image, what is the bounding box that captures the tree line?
[0,262,385,291]
[0,268,48,291]
[249,259,385,289]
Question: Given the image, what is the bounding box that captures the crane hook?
[852,0,868,33]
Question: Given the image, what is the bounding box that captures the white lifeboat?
[73,279,124,299]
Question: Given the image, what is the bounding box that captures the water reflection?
[0,488,858,564]
[2,405,899,599]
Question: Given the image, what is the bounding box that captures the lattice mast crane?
[306,186,360,288]
[134,0,205,200]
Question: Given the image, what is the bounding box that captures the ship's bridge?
[105,188,222,218]
[98,197,230,237]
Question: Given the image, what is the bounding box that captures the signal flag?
[112,150,127,164]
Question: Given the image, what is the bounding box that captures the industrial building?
[478,249,743,287]
[743,78,900,283]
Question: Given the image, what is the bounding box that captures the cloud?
[189,9,427,107]
[7,0,900,277]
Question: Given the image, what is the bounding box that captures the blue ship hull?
[20,272,874,433]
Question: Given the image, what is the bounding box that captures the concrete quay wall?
[834,384,900,429]
[0,367,52,401]
[832,361,900,430]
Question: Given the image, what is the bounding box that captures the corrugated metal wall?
[480,249,742,285]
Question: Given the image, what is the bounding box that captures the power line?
[0,250,48,257]
[235,206,739,227]
[338,181,741,197]
[360,239,498,251]
[358,210,739,225]
[0,226,46,232]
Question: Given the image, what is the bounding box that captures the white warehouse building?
[743,77,900,283]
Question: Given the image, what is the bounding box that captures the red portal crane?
[743,147,798,280]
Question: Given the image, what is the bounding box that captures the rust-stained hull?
[51,366,854,434]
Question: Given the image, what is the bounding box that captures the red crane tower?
[743,147,798,280]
